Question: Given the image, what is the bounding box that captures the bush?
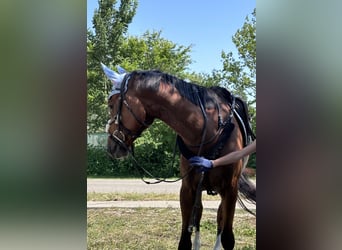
[87,119,256,177]
[133,141,180,178]
[87,144,116,176]
[87,143,255,177]
[247,153,256,169]
[87,143,180,178]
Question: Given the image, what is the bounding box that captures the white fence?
[87,133,107,147]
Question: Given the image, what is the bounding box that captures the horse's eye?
[108,104,113,110]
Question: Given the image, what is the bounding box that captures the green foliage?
[134,120,180,177]
[220,8,256,106]
[119,30,193,75]
[89,0,138,65]
[87,131,180,177]
[247,153,256,169]
[87,144,125,177]
[87,144,143,177]
[88,29,193,132]
[219,9,256,135]
[87,0,138,132]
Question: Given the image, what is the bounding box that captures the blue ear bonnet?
[100,63,127,99]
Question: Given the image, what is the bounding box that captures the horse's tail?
[238,172,256,216]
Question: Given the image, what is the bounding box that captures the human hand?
[188,156,213,172]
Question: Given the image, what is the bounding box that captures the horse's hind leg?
[218,190,238,250]
[213,204,223,250]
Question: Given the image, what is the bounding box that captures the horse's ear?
[100,63,126,86]
[101,63,127,99]
[116,65,126,74]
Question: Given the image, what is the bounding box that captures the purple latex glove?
[188,156,213,172]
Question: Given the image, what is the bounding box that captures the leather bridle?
[106,75,151,149]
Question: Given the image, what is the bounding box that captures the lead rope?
[140,91,208,185]
[188,171,204,233]
[140,136,194,184]
[110,131,195,184]
[196,91,208,156]
[188,91,208,233]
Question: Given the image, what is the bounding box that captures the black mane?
[130,70,232,108]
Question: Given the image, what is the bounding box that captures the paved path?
[87,178,181,194]
[87,179,256,210]
[88,200,220,209]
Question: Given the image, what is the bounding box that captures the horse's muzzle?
[107,135,130,159]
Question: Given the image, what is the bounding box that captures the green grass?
[87,192,256,249]
[87,207,255,250]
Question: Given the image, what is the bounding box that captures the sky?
[87,0,255,74]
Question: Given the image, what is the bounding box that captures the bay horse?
[101,63,256,250]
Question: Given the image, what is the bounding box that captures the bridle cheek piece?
[112,130,126,143]
[106,118,125,144]
[106,104,148,147]
[106,75,150,148]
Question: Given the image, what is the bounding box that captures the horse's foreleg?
[178,184,193,250]
[193,230,201,250]
[192,202,203,250]
[178,183,202,250]
[213,233,222,250]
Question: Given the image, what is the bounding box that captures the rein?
[196,90,208,156]
[110,129,195,184]
[179,95,236,149]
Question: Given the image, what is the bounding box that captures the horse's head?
[101,64,151,158]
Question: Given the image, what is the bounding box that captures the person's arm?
[211,140,256,167]
[188,140,256,171]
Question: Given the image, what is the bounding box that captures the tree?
[88,27,194,132]
[87,0,138,132]
[220,8,256,106]
[90,0,138,66]
[220,9,257,168]
[119,30,193,76]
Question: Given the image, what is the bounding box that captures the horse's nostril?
[107,151,114,159]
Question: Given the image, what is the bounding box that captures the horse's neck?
[139,89,217,145]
